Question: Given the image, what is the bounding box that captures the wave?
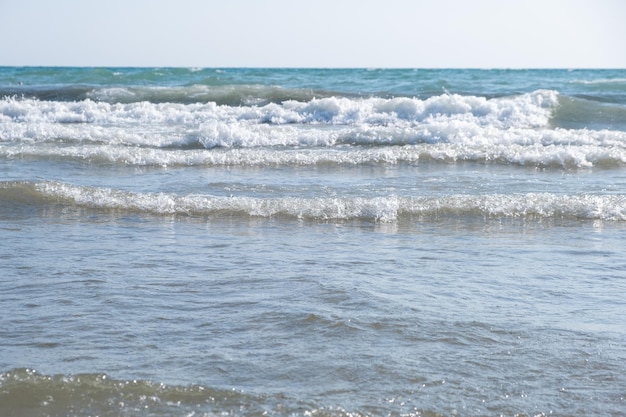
[86,84,334,106]
[0,368,323,417]
[0,84,334,106]
[551,95,626,130]
[3,90,626,168]
[570,78,626,86]
[3,141,626,169]
[0,367,462,417]
[0,90,557,126]
[2,181,625,222]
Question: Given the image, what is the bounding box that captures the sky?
[1,0,625,68]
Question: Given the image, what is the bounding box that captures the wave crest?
[3,181,625,222]
[0,90,558,127]
[3,90,625,169]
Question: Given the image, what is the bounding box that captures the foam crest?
[4,181,624,222]
[3,91,626,168]
[275,90,558,128]
[0,131,626,168]
[0,90,557,128]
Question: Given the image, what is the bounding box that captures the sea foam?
[2,90,625,168]
[3,181,625,222]
[0,90,556,128]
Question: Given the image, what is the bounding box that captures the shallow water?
[1,67,626,416]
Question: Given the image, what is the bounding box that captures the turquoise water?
[1,68,626,416]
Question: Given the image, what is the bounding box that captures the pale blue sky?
[1,0,624,68]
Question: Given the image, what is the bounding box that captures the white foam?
[2,91,626,168]
[0,90,557,128]
[3,137,626,169]
[31,181,626,222]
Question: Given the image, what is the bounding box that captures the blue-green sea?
[1,67,626,416]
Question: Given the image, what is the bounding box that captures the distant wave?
[87,84,339,106]
[2,181,625,222]
[0,84,337,106]
[570,78,626,86]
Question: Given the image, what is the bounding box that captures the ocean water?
[1,67,626,417]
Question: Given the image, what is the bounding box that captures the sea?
[1,67,626,417]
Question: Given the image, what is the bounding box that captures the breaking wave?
[2,181,625,222]
[2,90,626,168]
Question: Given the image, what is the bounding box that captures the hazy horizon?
[1,0,625,69]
